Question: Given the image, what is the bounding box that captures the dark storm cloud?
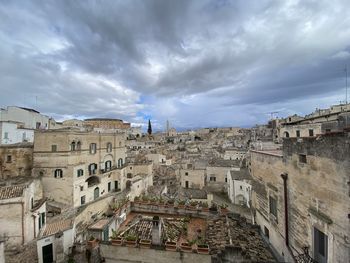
[0,0,350,128]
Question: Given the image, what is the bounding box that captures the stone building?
[0,143,33,179]
[84,118,131,130]
[0,121,34,144]
[250,132,350,263]
[0,106,54,130]
[32,129,127,207]
[227,169,252,207]
[180,168,206,189]
[0,179,46,249]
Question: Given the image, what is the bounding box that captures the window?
[309,129,314,137]
[71,141,76,151]
[296,130,300,137]
[31,198,34,209]
[118,158,124,168]
[38,212,45,230]
[299,154,307,164]
[105,161,112,171]
[313,227,328,263]
[80,186,84,191]
[6,155,12,163]
[284,132,289,138]
[76,141,81,150]
[127,173,132,178]
[51,145,57,152]
[54,169,63,178]
[269,196,277,218]
[81,195,86,205]
[4,132,8,139]
[185,172,188,176]
[22,132,26,141]
[210,176,216,182]
[107,142,112,152]
[90,143,97,154]
[240,185,243,190]
[36,122,41,129]
[77,169,84,177]
[108,182,111,192]
[225,177,227,183]
[88,163,97,175]
[264,226,270,239]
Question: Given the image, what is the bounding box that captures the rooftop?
[40,219,74,238]
[0,185,25,200]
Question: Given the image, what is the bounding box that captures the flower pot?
[178,205,185,209]
[125,240,137,247]
[165,241,177,251]
[139,239,151,248]
[111,238,123,246]
[202,207,209,212]
[180,242,192,253]
[197,244,209,254]
[220,208,229,215]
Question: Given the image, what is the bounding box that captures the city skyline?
[1,0,350,130]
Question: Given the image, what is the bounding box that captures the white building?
[0,179,46,248]
[0,121,34,144]
[36,219,74,263]
[0,106,52,130]
[227,169,252,207]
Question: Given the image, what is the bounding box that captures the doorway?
[42,243,53,263]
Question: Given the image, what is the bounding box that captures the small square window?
[296,130,301,137]
[299,154,307,164]
[185,172,188,176]
[6,155,12,163]
[309,129,314,137]
[80,186,84,191]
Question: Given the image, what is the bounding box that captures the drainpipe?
[281,173,289,247]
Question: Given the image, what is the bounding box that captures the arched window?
[117,158,123,168]
[54,169,63,178]
[106,142,112,153]
[71,141,76,151]
[284,132,290,138]
[88,163,97,175]
[77,169,84,177]
[76,141,81,151]
[105,160,112,171]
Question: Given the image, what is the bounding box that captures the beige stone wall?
[100,244,211,263]
[279,123,322,138]
[250,135,350,263]
[84,119,130,129]
[0,144,33,179]
[180,169,205,189]
[32,130,127,206]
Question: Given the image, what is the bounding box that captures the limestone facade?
[250,133,350,263]
[32,129,127,207]
[0,143,33,179]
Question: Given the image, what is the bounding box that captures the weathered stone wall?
[0,144,33,179]
[100,243,212,263]
[250,133,350,263]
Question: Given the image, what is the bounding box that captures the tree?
[147,119,152,135]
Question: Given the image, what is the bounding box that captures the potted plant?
[201,202,209,212]
[209,203,218,212]
[197,243,210,254]
[180,242,192,252]
[87,236,98,248]
[178,200,186,209]
[141,195,149,204]
[165,241,177,251]
[220,204,229,215]
[139,239,151,249]
[189,201,198,210]
[124,234,138,247]
[110,230,123,246]
[166,199,175,208]
[134,196,141,204]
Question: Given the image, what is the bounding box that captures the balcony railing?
[294,247,317,263]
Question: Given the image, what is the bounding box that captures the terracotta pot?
[139,239,151,248]
[165,241,177,251]
[111,238,123,246]
[202,207,210,212]
[180,242,192,252]
[125,240,137,247]
[197,245,209,254]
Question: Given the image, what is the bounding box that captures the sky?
[1,0,350,131]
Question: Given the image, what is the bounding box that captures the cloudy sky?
[1,0,350,130]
